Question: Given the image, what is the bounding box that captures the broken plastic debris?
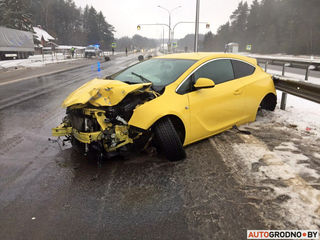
[306,127,311,131]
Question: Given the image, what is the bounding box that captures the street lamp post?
[194,0,200,52]
[158,5,181,52]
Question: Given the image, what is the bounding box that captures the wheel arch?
[260,92,277,111]
[152,115,186,145]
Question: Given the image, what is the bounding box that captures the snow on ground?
[246,53,320,63]
[231,91,320,229]
[273,92,320,136]
[233,136,320,229]
[0,53,80,69]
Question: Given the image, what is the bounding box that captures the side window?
[194,59,234,85]
[177,75,194,95]
[231,60,255,79]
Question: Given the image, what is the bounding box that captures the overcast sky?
[73,0,254,39]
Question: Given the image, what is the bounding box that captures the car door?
[181,59,246,143]
[231,59,257,120]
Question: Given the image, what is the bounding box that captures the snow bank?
[231,90,320,229]
[0,53,80,69]
[245,53,320,63]
[233,137,320,229]
[272,92,320,136]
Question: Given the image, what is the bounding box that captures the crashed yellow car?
[52,53,276,161]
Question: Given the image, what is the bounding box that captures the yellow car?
[52,53,276,161]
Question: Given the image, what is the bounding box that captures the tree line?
[202,0,320,55]
[0,0,114,50]
[116,35,157,51]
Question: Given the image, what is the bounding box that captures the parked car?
[52,53,276,161]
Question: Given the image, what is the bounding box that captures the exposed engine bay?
[52,79,159,157]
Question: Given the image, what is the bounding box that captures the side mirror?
[194,78,215,89]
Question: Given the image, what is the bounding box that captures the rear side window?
[231,60,255,79]
[194,59,234,85]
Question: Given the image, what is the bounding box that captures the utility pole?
[194,0,200,52]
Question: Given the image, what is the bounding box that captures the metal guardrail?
[255,56,320,69]
[254,56,320,81]
[273,75,320,109]
[250,55,320,110]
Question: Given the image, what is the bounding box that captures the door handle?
[234,89,242,95]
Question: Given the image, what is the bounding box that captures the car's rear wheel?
[260,93,277,111]
[154,118,186,161]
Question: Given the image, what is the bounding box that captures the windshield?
[111,58,196,87]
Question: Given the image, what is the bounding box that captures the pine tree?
[0,0,33,31]
[203,0,320,54]
[246,0,261,52]
[202,31,215,51]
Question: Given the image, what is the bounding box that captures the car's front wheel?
[153,118,186,161]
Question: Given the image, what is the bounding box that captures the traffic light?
[206,23,210,29]
[137,25,141,30]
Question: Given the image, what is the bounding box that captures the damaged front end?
[52,79,158,157]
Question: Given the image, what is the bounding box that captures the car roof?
[155,52,257,65]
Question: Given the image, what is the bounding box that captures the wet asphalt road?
[3,55,318,239]
[0,54,270,239]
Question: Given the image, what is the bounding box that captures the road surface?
[0,56,319,240]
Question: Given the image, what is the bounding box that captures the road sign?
[173,42,178,48]
[137,25,141,30]
[246,44,252,51]
[111,42,116,48]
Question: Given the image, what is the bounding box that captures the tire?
[260,93,276,111]
[154,118,186,161]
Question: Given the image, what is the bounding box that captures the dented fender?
[128,89,190,142]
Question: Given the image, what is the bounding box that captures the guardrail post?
[280,92,287,110]
[265,61,268,72]
[305,65,309,81]
[282,63,286,76]
[280,63,287,110]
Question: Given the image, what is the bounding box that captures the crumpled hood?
[62,78,151,108]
